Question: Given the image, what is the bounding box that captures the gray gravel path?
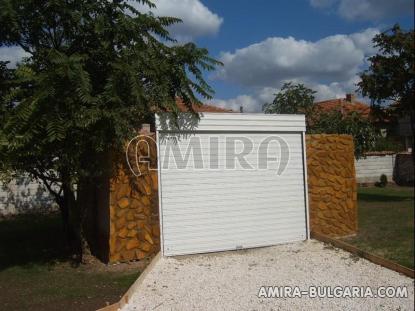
[122,240,414,311]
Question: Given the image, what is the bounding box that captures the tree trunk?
[78,177,93,262]
[58,169,84,263]
[57,196,71,245]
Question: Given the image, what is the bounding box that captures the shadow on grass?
[358,192,414,202]
[0,213,71,271]
[358,186,414,202]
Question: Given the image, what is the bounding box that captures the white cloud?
[212,66,365,113]
[211,87,280,113]
[212,95,261,113]
[211,76,361,113]
[218,28,379,89]
[310,0,414,21]
[130,0,223,42]
[349,28,380,55]
[0,46,29,68]
[212,28,380,112]
[311,75,360,101]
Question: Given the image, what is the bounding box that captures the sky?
[1,0,413,112]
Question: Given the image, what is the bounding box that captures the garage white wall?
[156,113,308,256]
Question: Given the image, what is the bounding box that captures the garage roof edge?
[155,113,306,132]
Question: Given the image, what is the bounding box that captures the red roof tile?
[314,98,371,118]
[175,99,234,113]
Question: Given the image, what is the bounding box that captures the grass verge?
[343,185,414,269]
[0,213,148,311]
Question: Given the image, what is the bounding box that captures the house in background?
[314,93,413,151]
[314,93,385,132]
[314,93,413,185]
[315,93,371,118]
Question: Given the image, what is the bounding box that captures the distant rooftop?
[314,93,370,118]
[175,99,234,113]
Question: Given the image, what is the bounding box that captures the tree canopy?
[308,110,378,159]
[358,24,414,138]
[263,82,378,158]
[0,0,221,260]
[263,82,316,127]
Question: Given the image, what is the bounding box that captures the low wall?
[355,155,395,184]
[306,134,357,237]
[0,175,56,216]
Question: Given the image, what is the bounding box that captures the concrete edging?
[97,252,161,311]
[311,232,414,278]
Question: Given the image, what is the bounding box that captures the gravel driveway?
[122,240,414,311]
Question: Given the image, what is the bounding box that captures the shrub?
[308,110,378,159]
[369,136,405,153]
[375,174,388,187]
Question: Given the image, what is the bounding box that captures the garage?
[156,113,309,256]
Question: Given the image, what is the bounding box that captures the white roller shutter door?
[156,113,309,256]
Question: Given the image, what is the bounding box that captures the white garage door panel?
[164,204,304,217]
[163,217,307,234]
[163,230,306,255]
[157,113,306,132]
[162,185,304,196]
[157,119,308,256]
[162,174,305,185]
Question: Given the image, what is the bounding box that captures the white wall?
[355,155,395,184]
[0,175,56,216]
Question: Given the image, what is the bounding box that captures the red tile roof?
[175,99,234,113]
[314,98,371,118]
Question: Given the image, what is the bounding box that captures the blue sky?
[0,0,413,112]
[139,0,413,111]
[195,0,414,109]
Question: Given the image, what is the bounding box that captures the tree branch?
[29,169,63,202]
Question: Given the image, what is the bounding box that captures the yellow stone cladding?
[306,134,358,237]
[108,134,160,262]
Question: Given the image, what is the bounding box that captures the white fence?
[0,176,56,216]
[355,155,395,184]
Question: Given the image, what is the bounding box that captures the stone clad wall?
[306,134,357,237]
[108,134,160,262]
[104,133,358,263]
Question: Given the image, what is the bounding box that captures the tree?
[262,82,378,157]
[309,110,378,159]
[358,24,414,150]
[0,0,221,261]
[263,82,316,126]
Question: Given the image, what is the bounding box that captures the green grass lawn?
[1,186,413,309]
[0,213,146,311]
[343,185,414,269]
